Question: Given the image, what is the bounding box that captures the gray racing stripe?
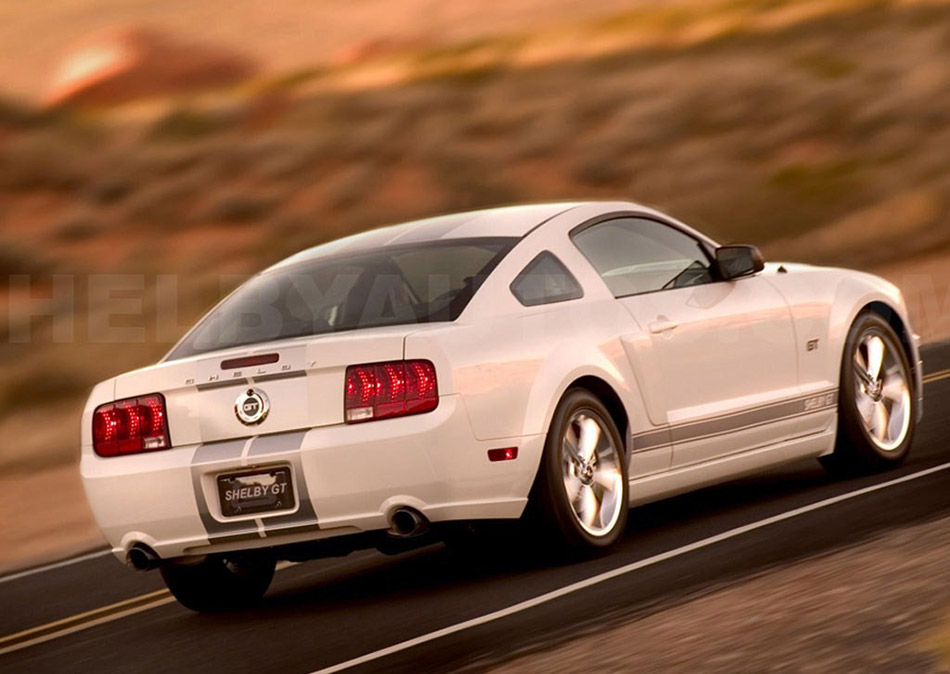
[245,431,320,536]
[247,430,308,457]
[190,430,321,545]
[632,389,838,452]
[631,428,672,453]
[192,438,246,464]
[191,438,260,539]
[669,391,838,445]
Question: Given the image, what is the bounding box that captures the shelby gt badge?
[235,388,269,425]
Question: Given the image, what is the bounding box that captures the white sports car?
[80,201,923,611]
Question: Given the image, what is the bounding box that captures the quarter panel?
[410,297,668,479]
[763,264,920,403]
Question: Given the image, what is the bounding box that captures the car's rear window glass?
[167,238,517,360]
[510,252,583,307]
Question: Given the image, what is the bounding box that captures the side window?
[572,217,713,297]
[510,252,584,307]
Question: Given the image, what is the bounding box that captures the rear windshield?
[167,237,517,360]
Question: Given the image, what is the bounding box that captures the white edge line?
[311,460,950,674]
[0,549,112,586]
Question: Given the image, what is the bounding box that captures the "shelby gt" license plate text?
[217,467,295,517]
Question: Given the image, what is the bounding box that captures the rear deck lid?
[113,326,411,446]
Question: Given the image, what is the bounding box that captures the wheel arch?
[858,300,921,401]
[521,371,635,528]
[564,375,630,454]
[824,272,921,412]
[524,357,643,456]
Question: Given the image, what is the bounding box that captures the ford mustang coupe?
[81,201,922,611]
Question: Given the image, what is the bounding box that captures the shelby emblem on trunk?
[235,388,270,425]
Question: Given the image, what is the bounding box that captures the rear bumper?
[81,395,543,562]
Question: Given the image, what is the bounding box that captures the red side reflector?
[488,447,518,462]
[93,393,170,457]
[345,360,438,423]
[220,353,279,370]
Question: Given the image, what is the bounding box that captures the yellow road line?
[924,369,950,385]
[0,560,296,656]
[0,589,170,647]
[0,596,177,656]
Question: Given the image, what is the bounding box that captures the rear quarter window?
[510,251,584,307]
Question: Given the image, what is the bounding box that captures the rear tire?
[161,554,275,612]
[823,311,916,475]
[529,389,629,551]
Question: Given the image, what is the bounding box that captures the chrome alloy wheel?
[853,331,911,452]
[561,410,624,537]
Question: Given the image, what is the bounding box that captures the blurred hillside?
[1,0,949,478]
[0,0,659,102]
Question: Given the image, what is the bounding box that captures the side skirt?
[627,427,836,507]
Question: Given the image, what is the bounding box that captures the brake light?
[345,360,438,423]
[93,394,170,457]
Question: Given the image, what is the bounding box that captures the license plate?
[217,466,295,517]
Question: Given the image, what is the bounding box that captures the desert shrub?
[793,52,857,80]
[0,240,51,283]
[84,175,134,205]
[55,209,104,242]
[0,133,92,192]
[148,105,242,142]
[134,144,207,179]
[325,162,381,211]
[124,171,208,228]
[431,149,517,210]
[768,159,863,205]
[252,139,320,181]
[201,191,279,223]
[570,137,634,188]
[0,95,37,128]
[254,214,326,263]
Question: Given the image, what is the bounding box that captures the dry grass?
[1,0,949,477]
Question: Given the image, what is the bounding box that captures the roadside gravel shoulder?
[489,515,950,673]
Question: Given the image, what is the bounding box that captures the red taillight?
[345,360,438,423]
[93,394,170,457]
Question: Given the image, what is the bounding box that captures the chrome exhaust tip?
[389,507,429,538]
[126,544,161,571]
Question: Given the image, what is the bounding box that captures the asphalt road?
[3,342,950,674]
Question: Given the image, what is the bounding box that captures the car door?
[572,216,800,468]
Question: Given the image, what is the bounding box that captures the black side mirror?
[715,245,765,280]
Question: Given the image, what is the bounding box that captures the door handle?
[648,318,680,334]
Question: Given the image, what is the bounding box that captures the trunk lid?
[113,325,415,446]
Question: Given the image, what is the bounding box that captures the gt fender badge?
[235,388,270,425]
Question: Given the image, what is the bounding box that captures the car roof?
[270,202,586,270]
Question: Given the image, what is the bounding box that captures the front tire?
[530,389,629,551]
[824,311,916,474]
[161,553,276,612]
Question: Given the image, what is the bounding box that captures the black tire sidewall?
[836,312,916,469]
[533,389,629,550]
[161,554,275,612]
